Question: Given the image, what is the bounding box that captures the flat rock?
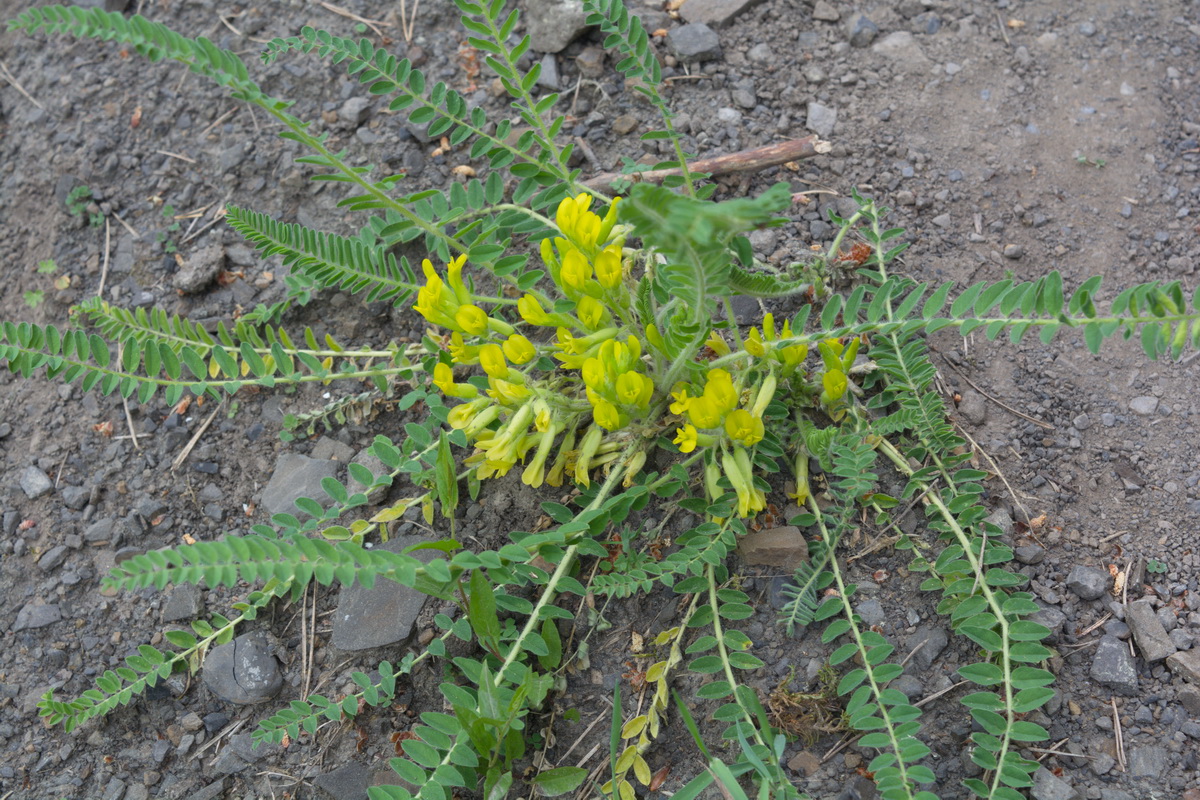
[957,389,987,425]
[1128,396,1158,416]
[666,23,722,63]
[679,0,767,28]
[173,243,224,294]
[12,602,61,631]
[1124,599,1176,662]
[162,584,204,622]
[312,435,355,463]
[737,526,808,570]
[871,31,931,73]
[38,545,68,571]
[347,448,390,504]
[314,761,371,800]
[1126,745,1168,779]
[1066,564,1110,600]
[905,625,949,671]
[1167,648,1200,682]
[524,0,589,53]
[261,453,341,517]
[846,13,879,47]
[202,631,283,704]
[332,536,440,651]
[1031,766,1081,800]
[1090,635,1138,696]
[19,465,53,499]
[806,102,837,137]
[811,0,839,22]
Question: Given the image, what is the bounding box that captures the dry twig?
[171,404,221,472]
[0,59,44,109]
[1111,697,1126,771]
[319,1,390,40]
[98,217,112,299]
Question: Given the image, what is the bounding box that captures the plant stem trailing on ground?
[6,3,1200,800]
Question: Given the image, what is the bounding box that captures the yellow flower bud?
[479,344,508,378]
[724,408,764,447]
[594,244,623,290]
[455,304,489,336]
[669,385,693,416]
[433,362,478,399]
[518,294,552,326]
[744,328,766,357]
[502,334,536,365]
[704,369,738,413]
[446,254,471,305]
[706,330,732,356]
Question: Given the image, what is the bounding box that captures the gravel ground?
[1,0,1199,799]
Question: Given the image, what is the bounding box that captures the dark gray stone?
[524,0,589,53]
[1126,745,1168,779]
[261,453,341,516]
[332,535,438,651]
[1167,648,1200,682]
[61,485,89,510]
[906,625,949,671]
[312,436,355,463]
[1066,565,1110,600]
[1090,635,1138,696]
[19,466,53,499]
[891,674,923,700]
[1125,600,1176,662]
[666,24,722,64]
[1129,396,1159,416]
[190,779,228,800]
[314,761,371,800]
[1030,767,1081,800]
[84,517,116,544]
[985,507,1014,538]
[162,585,204,622]
[957,390,987,425]
[846,13,879,47]
[856,598,886,627]
[338,97,371,126]
[1178,685,1200,715]
[679,0,767,28]
[38,545,68,571]
[1030,605,1067,644]
[202,632,283,704]
[12,602,61,631]
[1015,545,1045,565]
[173,244,224,294]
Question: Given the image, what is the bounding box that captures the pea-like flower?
[593,244,624,290]
[433,362,478,399]
[724,408,764,447]
[454,304,490,336]
[479,344,509,379]
[687,395,722,429]
[502,334,536,365]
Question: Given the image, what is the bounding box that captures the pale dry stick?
[820,731,856,762]
[181,205,228,244]
[0,59,44,109]
[52,451,69,489]
[1032,742,1094,762]
[398,0,421,43]
[98,217,113,299]
[1077,612,1113,637]
[936,355,1054,430]
[1111,697,1126,772]
[299,581,309,706]
[995,12,1011,46]
[179,201,218,241]
[913,679,968,709]
[1180,349,1200,366]
[318,0,390,40]
[305,580,317,701]
[1099,530,1129,544]
[155,149,197,164]
[582,136,831,190]
[191,717,247,759]
[111,211,141,239]
[113,432,154,441]
[117,345,142,451]
[171,404,222,472]
[897,638,927,669]
[200,108,238,138]
[554,703,613,765]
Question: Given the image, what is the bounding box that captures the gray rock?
[731,86,756,109]
[536,53,559,90]
[1169,628,1193,650]
[1090,635,1138,696]
[311,436,355,464]
[162,585,204,622]
[347,449,389,504]
[957,390,987,425]
[746,43,772,63]
[173,244,224,294]
[261,453,341,517]
[202,632,283,704]
[1167,648,1200,682]
[666,23,722,63]
[332,536,439,651]
[985,507,1014,539]
[806,102,837,137]
[931,213,951,227]
[1002,244,1024,259]
[679,0,767,28]
[338,97,371,126]
[61,485,89,510]
[576,46,606,77]
[1124,600,1176,662]
[1126,745,1167,779]
[737,526,808,570]
[1179,685,1200,714]
[84,517,116,544]
[524,0,589,53]
[811,0,839,22]
[891,674,923,700]
[190,779,228,800]
[314,761,371,800]
[856,598,886,627]
[905,625,948,671]
[870,31,930,73]
[1030,767,1081,800]
[19,466,53,499]
[38,545,68,571]
[1129,396,1159,416]
[1030,606,1066,645]
[1066,564,1110,600]
[846,13,879,47]
[1014,545,1045,565]
[12,602,61,631]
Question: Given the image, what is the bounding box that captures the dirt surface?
[1,0,1199,799]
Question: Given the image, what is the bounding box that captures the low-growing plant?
[65,183,104,226]
[6,3,1200,800]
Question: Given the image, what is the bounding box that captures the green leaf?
[467,568,500,647]
[530,766,588,796]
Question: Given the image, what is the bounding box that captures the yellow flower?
[724,408,764,447]
[448,398,491,431]
[445,254,471,305]
[479,344,508,378]
[486,378,532,405]
[576,295,607,330]
[448,332,479,366]
[687,395,722,429]
[433,362,478,399]
[581,357,606,391]
[594,244,623,290]
[674,424,700,453]
[560,249,592,294]
[745,328,766,357]
[593,399,624,431]
[502,334,536,365]
[455,304,489,336]
[669,385,693,416]
[706,330,732,356]
[518,294,553,326]
[723,446,766,518]
[556,194,601,251]
[615,371,652,408]
[703,369,738,414]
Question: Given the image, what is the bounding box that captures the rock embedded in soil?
[260,453,341,516]
[1126,745,1169,779]
[666,23,722,64]
[846,13,879,47]
[1128,395,1159,416]
[201,631,283,704]
[172,244,224,295]
[1066,564,1110,600]
[12,602,61,631]
[805,102,837,137]
[811,0,839,22]
[162,584,204,622]
[737,525,808,570]
[1090,635,1138,695]
[1030,766,1081,800]
[1167,648,1200,682]
[957,389,987,425]
[332,535,441,651]
[524,0,590,53]
[19,465,53,499]
[314,761,371,800]
[905,625,948,671]
[678,0,767,28]
[1124,599,1176,662]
